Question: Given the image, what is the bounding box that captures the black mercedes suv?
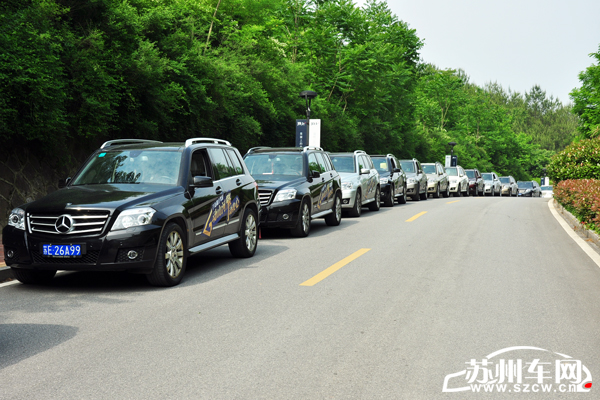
[2,138,260,287]
[243,146,342,237]
[370,154,407,206]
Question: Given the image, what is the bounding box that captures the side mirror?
[192,176,213,188]
[58,177,71,188]
[311,170,321,178]
[393,168,401,173]
[360,168,370,175]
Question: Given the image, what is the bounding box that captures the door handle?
[321,177,325,182]
[236,179,242,186]
[215,186,222,195]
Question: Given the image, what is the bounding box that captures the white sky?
[355,0,600,104]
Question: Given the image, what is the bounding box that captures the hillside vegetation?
[0,0,580,179]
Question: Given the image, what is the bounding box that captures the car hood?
[23,184,183,214]
[338,172,361,182]
[405,172,418,178]
[255,177,307,191]
[378,171,391,179]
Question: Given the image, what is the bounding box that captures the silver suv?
[330,151,381,217]
[422,161,450,198]
[399,159,428,201]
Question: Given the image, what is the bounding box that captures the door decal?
[202,192,240,236]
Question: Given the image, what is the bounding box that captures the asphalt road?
[1,195,600,399]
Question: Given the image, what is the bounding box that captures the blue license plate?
[41,244,85,257]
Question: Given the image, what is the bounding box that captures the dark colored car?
[3,138,260,287]
[517,181,542,197]
[465,168,484,196]
[243,146,342,237]
[370,154,407,206]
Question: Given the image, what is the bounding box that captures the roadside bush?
[554,179,600,233]
[547,136,600,182]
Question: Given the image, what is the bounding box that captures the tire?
[412,184,420,201]
[11,268,56,285]
[398,185,407,204]
[229,208,258,258]
[325,193,343,226]
[442,184,450,198]
[291,199,311,237]
[348,190,362,217]
[419,183,428,200]
[384,185,395,207]
[434,184,440,199]
[146,223,187,287]
[368,187,381,211]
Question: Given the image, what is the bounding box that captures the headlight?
[407,178,415,184]
[380,178,388,185]
[111,207,156,231]
[342,181,353,190]
[8,208,25,230]
[273,189,297,202]
[485,184,491,188]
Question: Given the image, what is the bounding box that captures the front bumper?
[379,183,393,199]
[406,182,417,195]
[259,198,302,228]
[448,182,460,193]
[518,191,533,197]
[501,187,512,195]
[341,188,359,208]
[2,224,162,273]
[484,186,494,193]
[427,182,437,193]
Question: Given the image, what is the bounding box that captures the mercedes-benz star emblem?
[55,214,75,234]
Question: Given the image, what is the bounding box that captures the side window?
[225,149,244,176]
[323,153,334,171]
[308,153,320,173]
[314,153,327,173]
[208,148,233,181]
[357,156,365,171]
[191,150,208,177]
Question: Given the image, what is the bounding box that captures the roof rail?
[185,137,232,147]
[246,146,271,154]
[353,150,367,155]
[303,146,323,152]
[100,139,163,149]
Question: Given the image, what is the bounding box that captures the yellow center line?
[446,200,460,204]
[406,211,427,222]
[300,248,371,286]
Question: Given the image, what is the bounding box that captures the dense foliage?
[570,45,600,139]
[547,136,600,182]
[554,179,600,234]
[0,0,580,179]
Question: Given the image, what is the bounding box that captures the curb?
[0,264,13,282]
[553,199,600,249]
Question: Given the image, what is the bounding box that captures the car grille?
[31,251,100,264]
[258,190,273,206]
[28,210,111,236]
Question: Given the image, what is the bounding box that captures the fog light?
[282,214,289,220]
[127,250,138,260]
[7,250,15,259]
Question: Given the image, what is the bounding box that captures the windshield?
[422,164,437,174]
[400,161,415,173]
[518,181,534,189]
[446,167,458,176]
[371,157,389,174]
[482,173,493,180]
[72,150,181,185]
[499,177,510,184]
[244,153,304,177]
[465,170,475,178]
[331,156,356,173]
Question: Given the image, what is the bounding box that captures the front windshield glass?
[446,167,458,176]
[244,153,304,178]
[518,181,534,189]
[72,150,181,185]
[422,164,436,174]
[330,156,356,173]
[400,161,415,173]
[371,157,389,174]
[465,170,475,178]
[482,173,493,180]
[499,177,510,184]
